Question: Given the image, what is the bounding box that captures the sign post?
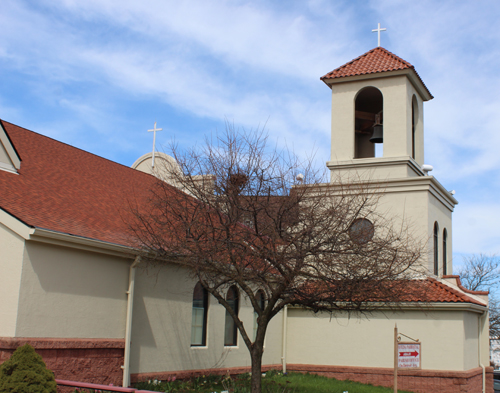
[394,325,421,393]
[394,324,398,393]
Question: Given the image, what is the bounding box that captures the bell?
[369,124,383,143]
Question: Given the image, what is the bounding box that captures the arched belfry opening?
[354,87,383,159]
[412,95,419,160]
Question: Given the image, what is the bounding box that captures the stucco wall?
[15,241,130,338]
[463,311,479,370]
[330,75,424,163]
[428,190,453,275]
[130,264,283,374]
[286,308,482,372]
[375,185,433,273]
[0,223,25,336]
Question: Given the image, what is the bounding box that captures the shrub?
[0,343,57,393]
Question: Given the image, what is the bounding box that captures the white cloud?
[49,0,354,79]
[453,202,500,255]
[1,0,500,256]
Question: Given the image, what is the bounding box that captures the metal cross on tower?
[148,121,163,168]
[372,23,387,47]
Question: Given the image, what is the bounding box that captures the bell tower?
[321,47,458,277]
[322,47,433,180]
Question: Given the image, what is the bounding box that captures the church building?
[0,47,493,393]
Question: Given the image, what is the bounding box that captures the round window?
[349,218,374,244]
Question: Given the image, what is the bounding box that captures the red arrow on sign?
[399,351,419,357]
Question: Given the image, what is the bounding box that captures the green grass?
[133,370,414,393]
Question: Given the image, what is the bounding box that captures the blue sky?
[1,0,499,265]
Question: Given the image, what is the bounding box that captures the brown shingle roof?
[0,120,170,248]
[320,47,432,99]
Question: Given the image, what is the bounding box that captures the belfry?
[321,47,458,276]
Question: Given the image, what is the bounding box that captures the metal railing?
[56,379,154,393]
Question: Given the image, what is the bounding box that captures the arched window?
[253,290,265,341]
[412,95,418,160]
[354,87,383,159]
[224,286,239,346]
[443,229,448,275]
[433,222,439,276]
[191,282,208,346]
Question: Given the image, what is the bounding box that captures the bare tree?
[130,127,425,393]
[457,254,500,292]
[489,298,500,340]
[457,254,500,339]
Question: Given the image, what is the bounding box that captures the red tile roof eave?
[320,47,433,99]
[427,278,487,307]
[321,68,433,100]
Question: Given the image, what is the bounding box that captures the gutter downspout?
[478,309,486,393]
[122,256,141,387]
[281,305,288,374]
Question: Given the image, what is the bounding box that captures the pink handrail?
[55,379,154,393]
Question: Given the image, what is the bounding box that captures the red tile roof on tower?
[320,47,432,98]
[0,119,171,248]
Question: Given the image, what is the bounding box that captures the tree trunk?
[250,347,263,393]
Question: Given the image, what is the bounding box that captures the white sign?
[398,342,421,369]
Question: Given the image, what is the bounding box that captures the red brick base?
[0,337,125,387]
[287,364,494,393]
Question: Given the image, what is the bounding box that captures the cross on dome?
[372,23,387,47]
[148,121,163,168]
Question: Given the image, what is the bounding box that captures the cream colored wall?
[376,187,429,242]
[481,311,490,366]
[330,76,424,164]
[130,264,284,374]
[15,241,130,338]
[428,190,453,275]
[325,172,455,275]
[463,311,479,370]
[328,158,423,183]
[286,308,483,371]
[0,140,14,168]
[0,223,25,336]
[409,84,425,165]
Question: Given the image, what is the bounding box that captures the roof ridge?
[340,47,411,73]
[328,47,379,75]
[378,47,413,68]
[1,119,150,177]
[320,47,413,81]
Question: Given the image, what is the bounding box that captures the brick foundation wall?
[0,337,125,387]
[287,364,494,393]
